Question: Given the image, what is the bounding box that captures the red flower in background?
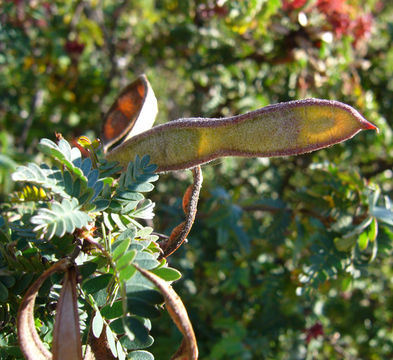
[316,0,347,14]
[327,11,351,37]
[316,0,350,37]
[65,40,85,56]
[352,14,373,45]
[316,0,373,41]
[282,0,307,11]
[304,322,324,344]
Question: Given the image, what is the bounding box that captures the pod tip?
[363,119,379,132]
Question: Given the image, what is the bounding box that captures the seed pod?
[17,259,73,360]
[133,264,198,360]
[101,74,158,153]
[52,267,82,360]
[106,99,377,172]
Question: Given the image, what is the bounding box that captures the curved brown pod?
[101,74,158,153]
[17,259,73,360]
[105,99,377,172]
[133,264,198,360]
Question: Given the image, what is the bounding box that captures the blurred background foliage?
[1,0,393,358]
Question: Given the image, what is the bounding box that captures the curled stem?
[160,166,203,258]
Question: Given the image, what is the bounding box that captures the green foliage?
[31,198,91,240]
[0,138,182,359]
[2,1,393,359]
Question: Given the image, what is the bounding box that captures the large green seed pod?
[105,99,377,172]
